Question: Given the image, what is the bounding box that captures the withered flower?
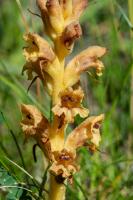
[22,32,56,80]
[52,87,89,122]
[64,46,107,88]
[21,104,52,160]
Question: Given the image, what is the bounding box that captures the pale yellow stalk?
[48,38,66,200]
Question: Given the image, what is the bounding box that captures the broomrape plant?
[20,0,106,199]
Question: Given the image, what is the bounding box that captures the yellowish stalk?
[49,175,66,200]
[49,37,66,200]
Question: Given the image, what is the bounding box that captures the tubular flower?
[37,0,64,38]
[64,46,107,88]
[52,87,89,122]
[20,104,52,160]
[65,114,104,153]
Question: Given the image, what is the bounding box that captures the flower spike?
[20,0,107,198]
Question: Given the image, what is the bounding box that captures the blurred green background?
[0,0,133,199]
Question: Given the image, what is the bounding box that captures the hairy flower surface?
[52,87,89,122]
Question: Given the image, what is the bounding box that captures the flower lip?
[52,87,89,122]
[61,92,81,108]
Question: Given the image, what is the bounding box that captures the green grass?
[0,0,132,199]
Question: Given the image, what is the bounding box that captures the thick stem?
[49,174,66,200]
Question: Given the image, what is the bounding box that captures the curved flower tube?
[64,46,107,88]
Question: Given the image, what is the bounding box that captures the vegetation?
[0,0,132,199]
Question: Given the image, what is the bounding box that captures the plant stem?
[48,174,66,200]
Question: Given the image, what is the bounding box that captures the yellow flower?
[52,87,89,122]
[20,104,52,160]
[64,46,107,88]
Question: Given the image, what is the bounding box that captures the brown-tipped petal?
[72,0,88,20]
[64,46,107,88]
[65,114,104,152]
[46,0,64,34]
[62,21,82,50]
